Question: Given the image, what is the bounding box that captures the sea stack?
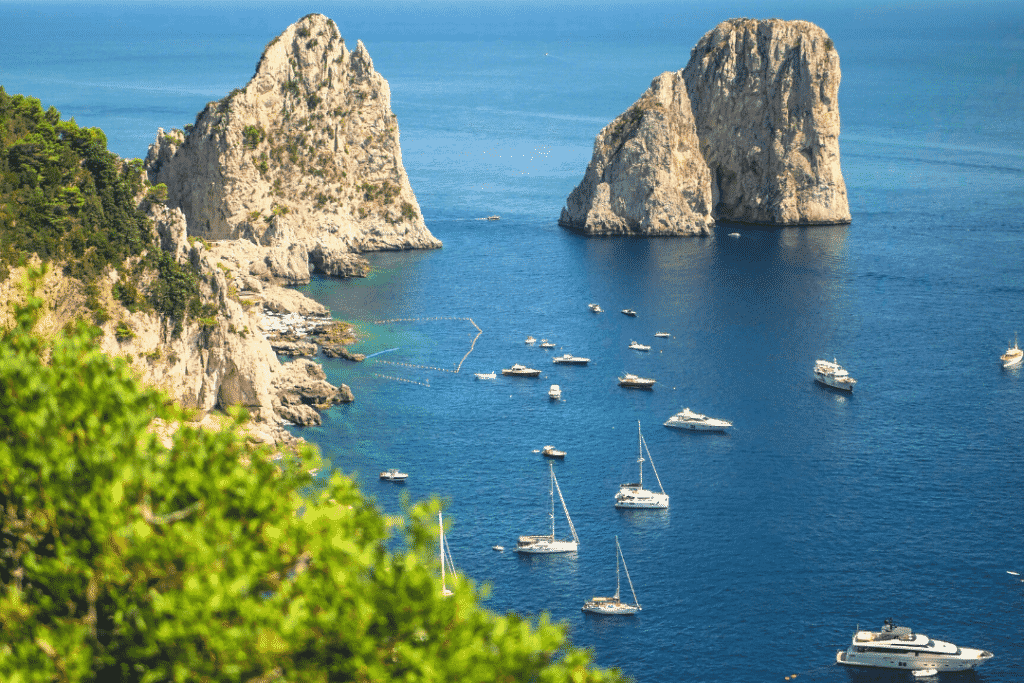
[146,13,440,277]
[559,18,850,234]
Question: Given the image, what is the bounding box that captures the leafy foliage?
[0,277,622,683]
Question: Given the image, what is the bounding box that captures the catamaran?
[582,536,641,615]
[615,421,668,509]
[438,511,457,597]
[514,462,579,554]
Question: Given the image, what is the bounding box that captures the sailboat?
[615,421,669,509]
[438,511,457,597]
[513,462,579,554]
[582,536,641,615]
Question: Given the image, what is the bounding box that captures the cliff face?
[146,13,440,276]
[684,19,849,225]
[560,18,849,233]
[558,72,715,236]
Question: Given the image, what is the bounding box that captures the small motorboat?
[474,371,496,380]
[621,309,638,317]
[502,364,542,377]
[628,341,651,351]
[525,336,536,345]
[588,303,603,313]
[542,445,566,458]
[485,215,500,220]
[549,384,561,400]
[552,353,590,365]
[492,545,505,551]
[380,469,409,482]
[654,332,670,338]
[618,373,655,389]
[728,232,740,238]
[539,339,556,348]
[912,670,938,679]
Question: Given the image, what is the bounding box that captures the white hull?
[664,419,730,432]
[1003,354,1023,368]
[837,647,992,672]
[815,373,855,391]
[614,495,669,509]
[582,601,639,615]
[513,538,577,554]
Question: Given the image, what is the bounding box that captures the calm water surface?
[3,2,1023,681]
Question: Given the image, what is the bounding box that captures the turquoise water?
[4,2,1024,681]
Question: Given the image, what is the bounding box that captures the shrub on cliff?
[0,277,622,683]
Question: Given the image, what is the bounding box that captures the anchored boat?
[513,462,579,554]
[836,619,993,673]
[615,422,668,509]
[582,537,640,615]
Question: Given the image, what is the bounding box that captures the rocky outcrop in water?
[145,13,440,285]
[560,18,850,233]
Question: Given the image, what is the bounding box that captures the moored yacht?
[548,385,561,400]
[552,353,590,365]
[618,373,655,389]
[588,303,603,313]
[615,422,668,509]
[621,309,638,317]
[380,468,408,482]
[628,341,651,351]
[1001,333,1022,368]
[581,537,640,615]
[814,358,857,391]
[836,619,993,673]
[502,364,541,377]
[513,462,579,554]
[663,408,732,432]
[525,336,536,345]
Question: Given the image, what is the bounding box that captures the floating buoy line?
[372,373,431,388]
[367,317,481,387]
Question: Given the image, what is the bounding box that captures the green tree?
[0,273,621,683]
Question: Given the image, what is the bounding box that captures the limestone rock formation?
[145,13,440,279]
[560,18,849,232]
[558,72,715,236]
[683,18,849,225]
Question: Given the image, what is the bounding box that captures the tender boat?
[552,353,590,365]
[728,232,740,238]
[1001,333,1022,368]
[380,468,408,482]
[663,408,732,433]
[438,511,457,597]
[628,341,651,351]
[485,215,500,220]
[618,373,655,389]
[525,336,536,345]
[836,619,993,673]
[474,371,496,380]
[513,462,579,554]
[492,545,504,552]
[542,444,566,458]
[548,385,561,400]
[539,339,556,349]
[814,358,857,391]
[621,309,638,317]
[502,364,542,377]
[654,332,670,338]
[588,303,603,313]
[582,536,640,615]
[615,421,668,509]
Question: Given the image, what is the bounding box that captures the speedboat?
[836,619,993,673]
[542,444,566,458]
[621,309,638,317]
[380,469,408,482]
[502,364,541,377]
[663,408,732,432]
[492,545,504,552]
[814,358,857,391]
[548,385,561,400]
[474,371,496,380]
[654,332,670,338]
[525,336,536,345]
[588,303,603,313]
[628,341,651,351]
[618,373,655,389]
[539,339,556,348]
[552,353,590,365]
[1001,333,1022,368]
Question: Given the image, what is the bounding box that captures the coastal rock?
[309,239,370,278]
[683,18,850,224]
[321,344,365,361]
[145,13,440,279]
[271,340,318,356]
[559,71,715,236]
[259,284,329,316]
[560,18,849,231]
[272,358,353,423]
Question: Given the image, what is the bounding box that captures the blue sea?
[3,1,1024,681]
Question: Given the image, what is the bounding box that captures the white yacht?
[628,341,651,351]
[474,371,496,380]
[548,384,561,400]
[502,364,541,377]
[438,511,457,597]
[836,619,993,673]
[552,353,590,365]
[525,336,536,345]
[654,332,670,338]
[588,303,603,313]
[1001,333,1022,368]
[621,309,638,317]
[615,422,668,509]
[814,358,857,391]
[513,462,579,554]
[581,537,640,615]
[663,408,732,433]
[380,468,408,482]
[539,340,556,349]
[541,444,566,458]
[618,373,655,389]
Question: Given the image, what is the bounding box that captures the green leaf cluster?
[0,276,623,683]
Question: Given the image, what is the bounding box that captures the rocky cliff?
[560,18,850,233]
[145,13,440,279]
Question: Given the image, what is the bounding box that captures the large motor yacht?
[836,620,993,673]
[1001,334,1022,368]
[814,358,857,391]
[618,373,655,389]
[663,408,732,433]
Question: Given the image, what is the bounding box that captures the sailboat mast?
[549,462,556,538]
[439,511,446,591]
[614,536,621,600]
[551,464,579,544]
[637,420,643,489]
[617,536,641,610]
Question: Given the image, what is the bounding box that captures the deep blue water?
[3,2,1024,682]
